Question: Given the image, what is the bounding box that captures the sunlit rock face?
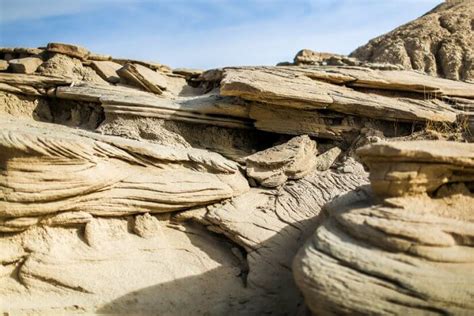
[0,17,473,314]
[351,0,474,82]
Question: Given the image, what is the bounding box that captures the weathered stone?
[0,117,249,218]
[172,68,204,78]
[351,1,474,81]
[90,60,122,83]
[133,213,163,238]
[88,53,112,61]
[293,49,342,65]
[357,140,474,197]
[246,135,318,187]
[220,67,460,123]
[8,57,43,74]
[0,60,8,71]
[37,53,106,83]
[117,63,168,94]
[46,42,89,60]
[294,140,474,315]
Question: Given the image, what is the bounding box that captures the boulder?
[246,135,318,187]
[293,140,474,315]
[8,57,43,74]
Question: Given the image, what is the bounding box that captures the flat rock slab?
[0,117,248,221]
[246,135,318,187]
[358,141,474,197]
[220,67,458,123]
[47,42,89,60]
[118,63,168,94]
[8,57,43,74]
[90,60,122,83]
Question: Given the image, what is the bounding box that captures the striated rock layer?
[293,140,474,315]
[0,34,473,315]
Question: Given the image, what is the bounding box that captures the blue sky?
[0,0,442,69]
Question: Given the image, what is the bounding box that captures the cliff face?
[351,0,474,81]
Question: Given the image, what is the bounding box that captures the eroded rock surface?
[293,140,474,315]
[351,0,474,81]
[0,33,472,315]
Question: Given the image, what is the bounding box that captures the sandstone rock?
[90,60,122,83]
[357,140,474,197]
[0,117,249,219]
[0,60,8,71]
[173,68,204,78]
[46,42,89,60]
[246,135,318,187]
[40,211,93,227]
[0,73,71,95]
[88,53,112,61]
[314,146,341,171]
[133,213,163,238]
[8,57,43,74]
[174,161,369,314]
[220,67,460,123]
[293,49,341,65]
[351,1,474,81]
[117,63,168,94]
[37,53,106,83]
[294,140,474,315]
[112,58,171,73]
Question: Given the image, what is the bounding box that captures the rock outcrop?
[0,24,473,315]
[293,140,474,315]
[351,0,474,81]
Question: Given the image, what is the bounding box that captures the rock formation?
[293,140,474,315]
[351,0,474,82]
[0,13,473,313]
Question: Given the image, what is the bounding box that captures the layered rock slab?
[246,135,318,187]
[293,140,474,315]
[176,159,369,314]
[0,117,248,222]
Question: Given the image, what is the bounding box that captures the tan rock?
[0,117,249,219]
[246,135,318,187]
[8,57,43,74]
[357,140,474,197]
[88,53,111,61]
[220,67,459,123]
[117,63,168,94]
[294,140,474,315]
[351,1,474,81]
[293,49,342,65]
[38,53,106,83]
[0,60,8,71]
[90,60,122,83]
[133,213,163,238]
[314,146,341,171]
[46,42,89,60]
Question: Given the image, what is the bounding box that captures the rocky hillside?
[0,15,473,315]
[350,0,474,82]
